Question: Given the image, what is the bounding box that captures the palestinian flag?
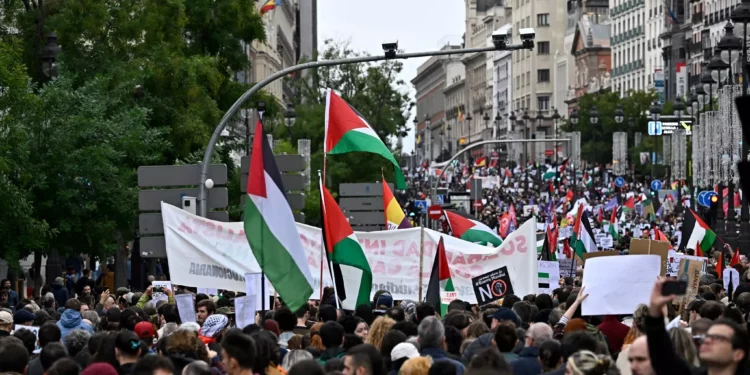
[540,228,558,261]
[563,238,573,259]
[537,232,547,254]
[642,199,655,221]
[444,211,502,246]
[321,180,373,311]
[653,227,672,249]
[382,175,411,230]
[730,247,741,267]
[623,196,635,211]
[324,88,405,188]
[244,120,314,312]
[679,209,717,254]
[424,237,455,316]
[572,208,597,259]
[609,205,619,239]
[542,167,557,181]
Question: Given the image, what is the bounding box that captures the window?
[537,69,550,82]
[537,13,550,26]
[537,42,550,54]
[538,96,550,110]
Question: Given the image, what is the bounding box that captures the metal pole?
[430,138,571,200]
[198,44,531,216]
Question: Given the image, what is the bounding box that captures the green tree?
[562,90,657,167]
[281,40,411,227]
[0,40,53,265]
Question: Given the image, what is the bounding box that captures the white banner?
[161,203,538,304]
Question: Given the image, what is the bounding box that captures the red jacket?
[597,316,630,353]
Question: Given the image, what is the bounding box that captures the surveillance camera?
[382,40,398,52]
[519,28,536,41]
[491,28,510,44]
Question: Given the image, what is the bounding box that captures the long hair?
[308,323,325,351]
[365,316,395,350]
[669,328,699,366]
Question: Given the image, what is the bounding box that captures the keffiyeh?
[201,314,229,338]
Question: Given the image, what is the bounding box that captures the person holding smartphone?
[645,277,749,375]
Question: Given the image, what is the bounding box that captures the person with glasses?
[646,277,749,375]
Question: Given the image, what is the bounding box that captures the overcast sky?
[318,0,465,154]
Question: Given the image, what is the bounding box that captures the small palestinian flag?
[424,237,455,316]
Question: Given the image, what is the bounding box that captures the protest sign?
[161,202,538,304]
[559,259,577,278]
[630,239,670,276]
[583,250,619,263]
[667,251,707,277]
[537,261,560,295]
[174,293,196,323]
[151,281,172,303]
[197,288,218,296]
[724,268,740,291]
[677,258,704,309]
[234,296,256,329]
[472,266,514,305]
[581,255,661,315]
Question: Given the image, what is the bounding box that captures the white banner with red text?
[161,202,538,304]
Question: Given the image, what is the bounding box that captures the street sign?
[615,177,625,188]
[651,180,663,191]
[473,200,483,209]
[435,195,444,205]
[648,121,663,136]
[414,200,428,213]
[427,205,443,220]
[698,191,708,207]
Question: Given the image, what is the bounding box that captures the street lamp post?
[522,110,531,165]
[536,110,545,164]
[284,102,296,140]
[701,64,717,111]
[552,108,561,168]
[673,97,685,213]
[40,32,61,79]
[483,112,491,159]
[589,106,600,172]
[707,51,729,235]
[649,102,662,181]
[424,114,432,161]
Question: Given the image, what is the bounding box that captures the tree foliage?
[562,90,658,168]
[0,0,269,263]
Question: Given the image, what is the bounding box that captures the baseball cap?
[134,321,157,339]
[0,311,13,324]
[491,307,520,327]
[391,343,420,362]
[13,309,35,325]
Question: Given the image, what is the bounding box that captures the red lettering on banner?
[201,221,216,237]
[501,240,515,255]
[178,222,193,233]
[406,242,420,257]
[515,236,528,253]
[363,239,386,255]
[466,255,483,264]
[372,261,386,274]
[392,240,406,256]
[387,263,402,274]
[453,254,467,265]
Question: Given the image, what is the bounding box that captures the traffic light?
[707,193,720,221]
[650,189,656,197]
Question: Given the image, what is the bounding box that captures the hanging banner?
[161,203,538,303]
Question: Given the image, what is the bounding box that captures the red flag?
[695,240,704,257]
[498,213,511,238]
[573,203,585,237]
[509,205,517,227]
[598,207,603,223]
[610,205,618,224]
[654,228,672,249]
[549,181,554,193]
[566,190,574,202]
[730,247,741,267]
[716,252,724,276]
[563,238,573,258]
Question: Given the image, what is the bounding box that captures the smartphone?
[661,280,688,296]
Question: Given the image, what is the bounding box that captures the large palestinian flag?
[679,208,717,253]
[424,237,455,316]
[444,210,503,246]
[321,181,373,311]
[244,120,314,312]
[324,88,405,188]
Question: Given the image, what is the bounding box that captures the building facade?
[248,1,297,104]
[568,15,612,111]
[610,0,647,96]
[412,45,464,163]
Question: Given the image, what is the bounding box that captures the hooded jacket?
[56,309,94,339]
[586,323,611,355]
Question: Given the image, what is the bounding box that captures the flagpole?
[418,223,425,301]
[259,113,266,312]
[318,170,325,301]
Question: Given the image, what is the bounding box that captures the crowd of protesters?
[0,262,745,375]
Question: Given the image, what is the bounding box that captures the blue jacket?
[421,347,465,375]
[511,347,542,375]
[8,289,18,308]
[56,309,94,339]
[51,284,68,309]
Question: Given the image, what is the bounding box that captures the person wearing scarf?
[199,314,229,354]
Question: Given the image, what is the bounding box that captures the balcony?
[689,41,702,55]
